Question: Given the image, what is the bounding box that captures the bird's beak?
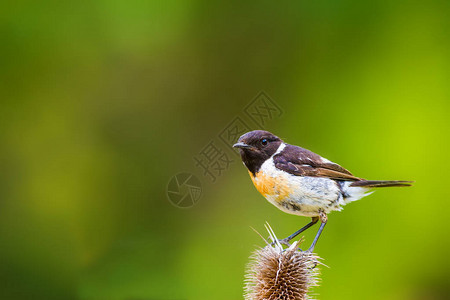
[233,142,252,149]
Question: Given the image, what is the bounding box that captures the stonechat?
[233,130,412,251]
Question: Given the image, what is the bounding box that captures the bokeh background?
[1,1,449,299]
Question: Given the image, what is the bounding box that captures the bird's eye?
[261,138,268,146]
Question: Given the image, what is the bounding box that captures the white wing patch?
[320,157,333,164]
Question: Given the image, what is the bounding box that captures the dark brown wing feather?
[350,180,413,187]
[274,144,363,181]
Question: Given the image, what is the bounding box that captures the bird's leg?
[307,210,327,253]
[277,217,319,246]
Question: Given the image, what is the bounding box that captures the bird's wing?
[273,144,362,181]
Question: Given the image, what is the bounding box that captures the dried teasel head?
[244,224,321,300]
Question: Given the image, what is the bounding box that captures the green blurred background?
[1,1,449,299]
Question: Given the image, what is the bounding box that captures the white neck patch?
[272,143,286,157]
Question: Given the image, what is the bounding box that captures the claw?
[269,238,291,248]
[278,238,292,247]
[305,247,314,253]
[270,238,305,252]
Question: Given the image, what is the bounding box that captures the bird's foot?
[269,237,292,248]
[304,246,315,254]
[277,238,292,247]
[270,238,307,253]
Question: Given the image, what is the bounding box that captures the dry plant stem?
[245,224,322,300]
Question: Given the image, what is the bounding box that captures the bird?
[233,130,412,252]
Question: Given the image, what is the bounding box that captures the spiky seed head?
[244,225,321,300]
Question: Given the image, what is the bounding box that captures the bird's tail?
[350,180,413,188]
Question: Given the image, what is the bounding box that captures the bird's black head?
[233,130,283,175]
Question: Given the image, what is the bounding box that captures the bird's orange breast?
[248,170,292,202]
